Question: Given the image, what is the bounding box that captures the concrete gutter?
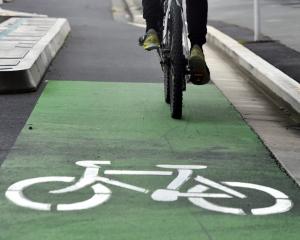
[122,0,300,119]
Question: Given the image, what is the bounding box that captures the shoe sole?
[143,43,160,51]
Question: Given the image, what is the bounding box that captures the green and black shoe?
[140,29,160,51]
[189,45,210,85]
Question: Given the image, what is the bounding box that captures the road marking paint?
[56,184,111,211]
[195,176,247,199]
[104,170,172,176]
[151,187,232,202]
[167,169,192,190]
[96,176,149,194]
[76,160,111,168]
[251,199,293,215]
[188,185,246,215]
[157,165,207,170]
[6,177,75,211]
[224,182,293,215]
[5,161,293,214]
[50,177,95,194]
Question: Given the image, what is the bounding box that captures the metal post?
[254,0,261,41]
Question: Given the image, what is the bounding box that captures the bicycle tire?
[169,0,184,119]
[164,64,171,104]
[160,0,170,104]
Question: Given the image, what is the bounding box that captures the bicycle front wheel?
[169,0,185,119]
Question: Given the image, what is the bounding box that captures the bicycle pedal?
[138,36,145,46]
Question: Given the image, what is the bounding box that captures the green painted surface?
[0,81,299,240]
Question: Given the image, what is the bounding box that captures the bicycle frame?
[162,0,190,59]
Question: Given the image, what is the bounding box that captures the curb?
[0,17,71,93]
[123,0,300,119]
[0,7,47,18]
[207,26,300,119]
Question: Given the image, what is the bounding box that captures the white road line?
[96,176,149,193]
[157,165,207,170]
[195,176,247,199]
[104,170,172,176]
[57,184,111,211]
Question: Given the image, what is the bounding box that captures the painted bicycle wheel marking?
[5,161,293,215]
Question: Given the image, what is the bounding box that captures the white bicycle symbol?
[6,161,293,215]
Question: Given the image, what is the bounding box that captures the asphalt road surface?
[0,0,161,164]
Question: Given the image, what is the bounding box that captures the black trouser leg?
[142,0,208,46]
[142,0,163,32]
[186,0,208,47]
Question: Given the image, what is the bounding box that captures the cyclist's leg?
[186,0,207,47]
[141,0,163,51]
[142,0,163,32]
[186,0,210,85]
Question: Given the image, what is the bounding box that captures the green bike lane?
[0,81,299,240]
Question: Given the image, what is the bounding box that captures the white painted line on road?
[251,199,293,215]
[224,182,293,215]
[5,176,75,211]
[188,185,246,215]
[157,165,207,170]
[96,176,149,193]
[195,176,247,199]
[166,169,192,190]
[57,184,111,211]
[104,170,172,175]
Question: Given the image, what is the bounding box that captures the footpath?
[0,1,300,239]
